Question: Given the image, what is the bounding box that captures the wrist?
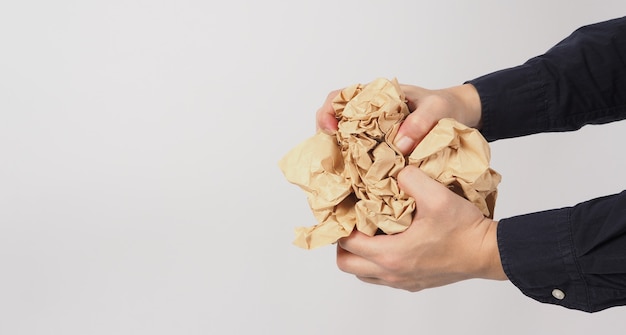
[478,219,508,281]
[446,84,482,129]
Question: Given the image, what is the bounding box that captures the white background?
[1,1,625,334]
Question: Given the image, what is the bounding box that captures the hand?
[316,83,482,155]
[336,165,507,292]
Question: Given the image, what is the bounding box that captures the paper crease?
[279,78,501,249]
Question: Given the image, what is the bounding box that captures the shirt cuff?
[497,208,591,311]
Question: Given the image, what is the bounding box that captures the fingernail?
[394,136,415,154]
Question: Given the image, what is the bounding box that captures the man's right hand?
[315,83,483,156]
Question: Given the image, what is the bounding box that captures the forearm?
[468,16,626,141]
[498,190,626,312]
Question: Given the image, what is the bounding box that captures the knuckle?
[397,165,418,187]
[403,113,435,138]
[336,258,348,272]
[383,274,402,287]
[405,285,423,293]
[326,89,341,101]
[335,248,351,273]
[380,253,404,273]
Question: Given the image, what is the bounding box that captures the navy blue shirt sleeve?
[466,17,626,312]
[498,192,626,312]
[469,16,626,141]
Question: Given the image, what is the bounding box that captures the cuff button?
[551,289,566,300]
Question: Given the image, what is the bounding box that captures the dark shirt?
[468,17,626,312]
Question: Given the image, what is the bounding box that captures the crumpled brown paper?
[279,78,501,249]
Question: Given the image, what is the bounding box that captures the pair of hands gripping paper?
[280,78,508,292]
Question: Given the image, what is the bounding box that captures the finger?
[356,276,386,286]
[393,112,438,155]
[315,90,341,134]
[336,244,383,278]
[336,229,388,260]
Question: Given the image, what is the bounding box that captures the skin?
[316,83,508,291]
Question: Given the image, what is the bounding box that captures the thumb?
[393,113,438,155]
[397,165,446,208]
